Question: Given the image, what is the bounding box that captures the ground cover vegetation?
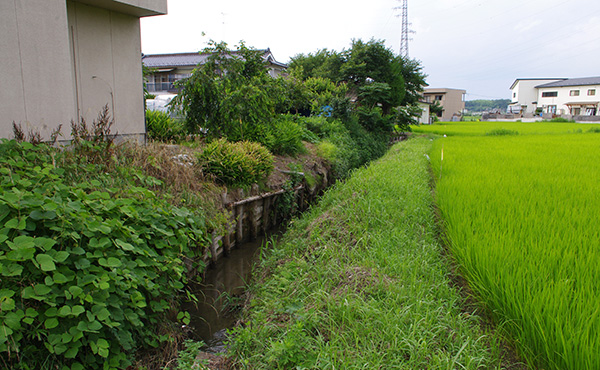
[0,115,227,369]
[428,122,600,369]
[227,137,506,369]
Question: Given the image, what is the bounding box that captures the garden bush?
[197,139,274,187]
[0,140,209,369]
[145,110,185,142]
[270,115,306,156]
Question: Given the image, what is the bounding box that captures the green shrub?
[198,139,274,186]
[146,110,185,142]
[300,116,346,139]
[270,115,306,156]
[587,127,600,133]
[0,140,208,369]
[316,140,338,161]
[549,117,574,123]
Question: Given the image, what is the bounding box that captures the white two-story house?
[508,77,600,118]
[536,77,599,117]
[508,78,565,115]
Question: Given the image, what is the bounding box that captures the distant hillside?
[465,99,510,113]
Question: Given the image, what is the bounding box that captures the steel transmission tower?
[398,0,409,58]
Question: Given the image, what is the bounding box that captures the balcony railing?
[146,82,179,92]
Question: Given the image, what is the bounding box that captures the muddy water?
[183,230,281,352]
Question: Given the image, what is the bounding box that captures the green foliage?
[393,104,423,130]
[316,140,338,161]
[549,116,574,123]
[290,39,426,133]
[464,99,511,113]
[270,115,306,156]
[145,110,185,142]
[356,106,393,132]
[288,49,343,81]
[171,41,275,142]
[176,340,206,369]
[0,140,208,369]
[339,39,406,113]
[197,139,274,187]
[299,115,387,179]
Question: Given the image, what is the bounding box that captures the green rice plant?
[197,138,274,187]
[412,121,600,137]
[430,133,600,370]
[228,137,504,369]
[484,128,518,136]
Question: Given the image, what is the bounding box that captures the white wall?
[511,79,562,114]
[537,85,600,116]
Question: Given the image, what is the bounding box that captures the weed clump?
[197,138,274,187]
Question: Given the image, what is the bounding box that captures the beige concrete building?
[423,88,466,122]
[1,0,167,141]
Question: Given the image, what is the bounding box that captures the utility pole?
[395,0,410,58]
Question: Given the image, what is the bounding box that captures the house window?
[570,90,580,96]
[513,92,516,98]
[572,107,581,115]
[435,95,443,101]
[588,89,596,96]
[548,105,557,114]
[542,91,558,97]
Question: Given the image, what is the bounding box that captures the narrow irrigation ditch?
[183,164,334,352]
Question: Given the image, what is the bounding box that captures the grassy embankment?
[426,121,600,369]
[227,137,506,369]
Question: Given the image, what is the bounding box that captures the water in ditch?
[182,230,281,352]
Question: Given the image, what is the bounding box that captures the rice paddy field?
[413,120,599,136]
[426,121,600,369]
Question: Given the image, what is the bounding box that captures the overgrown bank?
[226,137,505,369]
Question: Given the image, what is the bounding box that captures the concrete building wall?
[0,0,166,141]
[1,0,77,139]
[68,1,146,139]
[423,88,466,122]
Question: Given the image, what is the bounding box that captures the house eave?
[71,0,167,17]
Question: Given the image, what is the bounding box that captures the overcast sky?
[140,0,600,100]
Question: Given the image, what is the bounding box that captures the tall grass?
[431,133,600,369]
[413,121,600,136]
[228,137,505,368]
